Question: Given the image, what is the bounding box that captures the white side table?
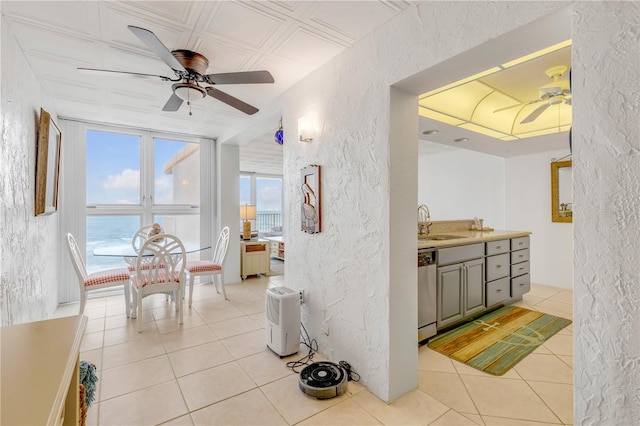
[240,240,271,279]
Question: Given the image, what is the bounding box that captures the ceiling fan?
[79,26,274,115]
[494,65,572,124]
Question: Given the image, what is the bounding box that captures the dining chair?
[131,233,186,332]
[131,225,153,253]
[184,226,230,306]
[66,233,131,316]
[128,225,160,274]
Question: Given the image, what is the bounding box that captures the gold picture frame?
[551,160,572,223]
[35,108,61,216]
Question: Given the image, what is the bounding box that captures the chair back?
[66,233,88,282]
[212,226,230,266]
[131,225,153,253]
[136,233,185,285]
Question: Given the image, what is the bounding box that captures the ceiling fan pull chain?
[187,86,192,116]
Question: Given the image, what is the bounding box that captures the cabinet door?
[437,264,464,328]
[464,258,486,317]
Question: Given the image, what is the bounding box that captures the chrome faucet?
[417,204,432,237]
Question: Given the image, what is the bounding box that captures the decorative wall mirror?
[551,160,572,223]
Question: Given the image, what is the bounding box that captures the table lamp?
[240,204,256,240]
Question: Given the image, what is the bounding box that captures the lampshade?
[240,205,256,221]
[172,83,206,102]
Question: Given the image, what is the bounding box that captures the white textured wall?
[418,147,506,228]
[217,143,241,283]
[506,150,573,289]
[281,1,564,402]
[1,16,59,325]
[573,2,640,423]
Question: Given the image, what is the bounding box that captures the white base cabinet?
[241,241,270,279]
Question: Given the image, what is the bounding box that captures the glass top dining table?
[93,243,211,266]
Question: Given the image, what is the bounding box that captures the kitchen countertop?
[417,229,532,249]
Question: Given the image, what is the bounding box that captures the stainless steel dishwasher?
[418,249,437,343]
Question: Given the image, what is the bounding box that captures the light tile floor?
[54,278,573,425]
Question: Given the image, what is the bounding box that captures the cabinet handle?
[520,282,525,286]
[496,246,501,249]
[496,288,502,292]
[519,267,524,271]
[496,265,502,268]
[519,254,524,258]
[519,242,524,246]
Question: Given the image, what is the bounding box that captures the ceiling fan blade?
[205,87,259,115]
[520,103,550,124]
[127,25,186,73]
[78,67,172,80]
[162,93,184,112]
[204,70,274,85]
[493,98,544,113]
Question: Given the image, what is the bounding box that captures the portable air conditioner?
[266,286,301,357]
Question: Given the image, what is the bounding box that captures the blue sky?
[86,130,181,204]
[87,130,282,210]
[240,175,282,212]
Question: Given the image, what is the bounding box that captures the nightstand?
[240,240,270,279]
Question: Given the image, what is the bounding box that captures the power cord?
[284,324,361,383]
[338,360,360,382]
[286,322,318,373]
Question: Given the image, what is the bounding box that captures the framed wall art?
[301,165,321,233]
[35,108,61,216]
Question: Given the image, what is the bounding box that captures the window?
[86,129,202,273]
[256,176,282,232]
[239,173,282,235]
[86,130,140,205]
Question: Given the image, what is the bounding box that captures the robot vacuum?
[298,361,348,399]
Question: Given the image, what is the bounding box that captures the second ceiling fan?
[79,25,274,115]
[494,65,572,124]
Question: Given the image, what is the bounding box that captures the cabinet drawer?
[511,248,530,264]
[486,277,510,306]
[511,260,530,277]
[437,243,484,265]
[246,244,266,252]
[486,239,509,256]
[511,274,531,298]
[511,236,530,251]
[486,253,510,282]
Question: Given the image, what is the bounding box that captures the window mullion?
[141,131,154,225]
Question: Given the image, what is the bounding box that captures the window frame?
[239,172,283,234]
[82,122,212,276]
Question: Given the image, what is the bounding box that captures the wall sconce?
[298,115,317,142]
[240,204,256,240]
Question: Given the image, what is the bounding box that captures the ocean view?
[86,216,141,273]
[85,212,281,273]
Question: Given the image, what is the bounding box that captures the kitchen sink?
[423,234,466,240]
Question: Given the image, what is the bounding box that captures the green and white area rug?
[427,305,571,376]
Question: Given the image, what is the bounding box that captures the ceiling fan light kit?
[78,25,274,116]
[172,83,206,102]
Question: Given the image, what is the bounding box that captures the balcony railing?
[239,212,282,234]
[256,212,281,232]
